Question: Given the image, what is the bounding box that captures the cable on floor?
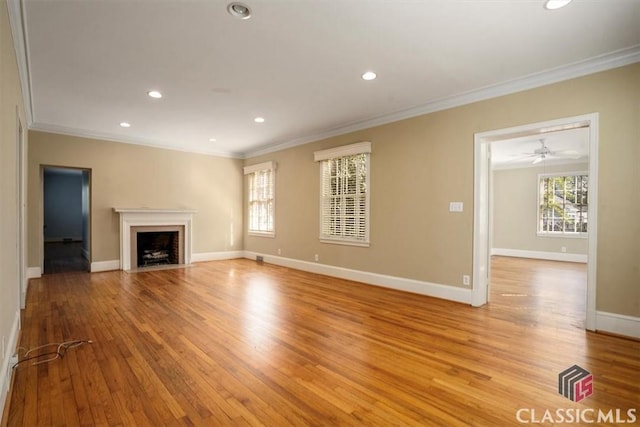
[11,339,93,369]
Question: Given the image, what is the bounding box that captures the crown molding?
[29,122,244,158]
[245,45,640,158]
[7,0,34,124]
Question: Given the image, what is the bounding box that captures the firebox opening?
[136,231,179,268]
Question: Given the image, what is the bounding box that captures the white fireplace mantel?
[114,208,196,271]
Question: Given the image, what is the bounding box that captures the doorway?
[473,113,598,331]
[42,167,91,274]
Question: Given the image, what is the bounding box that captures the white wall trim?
[27,267,41,279]
[6,0,33,124]
[0,311,20,417]
[596,311,640,340]
[192,251,245,263]
[90,260,120,272]
[491,248,587,263]
[243,251,472,304]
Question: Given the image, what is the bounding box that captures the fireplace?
[132,227,184,269]
[114,208,196,271]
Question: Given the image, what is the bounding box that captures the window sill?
[320,238,370,247]
[248,231,275,238]
[536,232,588,239]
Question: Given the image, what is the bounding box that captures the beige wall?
[492,163,589,255]
[245,63,640,317]
[1,0,27,398]
[28,132,244,266]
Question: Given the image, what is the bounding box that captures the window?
[244,161,275,236]
[538,173,588,235]
[314,142,371,246]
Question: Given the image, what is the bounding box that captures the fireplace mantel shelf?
[114,208,197,214]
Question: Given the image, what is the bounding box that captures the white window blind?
[315,142,370,246]
[244,161,275,236]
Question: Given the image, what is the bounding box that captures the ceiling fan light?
[532,156,544,164]
[544,0,573,10]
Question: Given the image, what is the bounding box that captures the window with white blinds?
[314,142,370,246]
[244,161,275,236]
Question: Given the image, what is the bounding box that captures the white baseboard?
[91,260,120,272]
[596,311,640,340]
[0,310,20,417]
[192,251,245,263]
[27,267,41,279]
[491,248,587,263]
[243,251,472,304]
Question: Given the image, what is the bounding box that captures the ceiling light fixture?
[209,138,217,142]
[227,2,251,19]
[254,117,265,123]
[147,90,162,99]
[119,122,131,128]
[544,0,573,10]
[362,71,377,81]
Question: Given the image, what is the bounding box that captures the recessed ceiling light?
[544,0,573,10]
[147,90,162,99]
[254,117,265,123]
[227,2,251,19]
[209,138,217,142]
[119,122,131,128]
[362,71,377,81]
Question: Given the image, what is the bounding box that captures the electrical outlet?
[561,246,567,253]
[463,275,470,286]
[314,254,319,262]
[277,248,281,255]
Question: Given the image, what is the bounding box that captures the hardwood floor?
[44,242,89,274]
[4,257,639,426]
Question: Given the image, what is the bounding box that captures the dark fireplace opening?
[136,231,179,268]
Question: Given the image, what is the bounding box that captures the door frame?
[472,113,598,331]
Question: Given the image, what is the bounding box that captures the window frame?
[537,171,588,238]
[314,142,371,247]
[244,161,276,238]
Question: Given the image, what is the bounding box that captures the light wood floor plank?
[4,257,639,426]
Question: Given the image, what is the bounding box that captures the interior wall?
[0,0,27,412]
[28,132,244,266]
[43,168,83,242]
[245,63,640,318]
[492,162,589,256]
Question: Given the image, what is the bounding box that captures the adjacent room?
[1,0,639,425]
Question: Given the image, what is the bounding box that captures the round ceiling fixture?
[544,0,573,10]
[119,122,131,128]
[147,90,162,99]
[254,117,265,123]
[362,71,377,81]
[227,2,252,19]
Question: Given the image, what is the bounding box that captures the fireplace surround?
[114,208,196,271]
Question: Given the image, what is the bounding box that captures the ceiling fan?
[523,138,581,164]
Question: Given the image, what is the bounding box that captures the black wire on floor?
[11,339,93,369]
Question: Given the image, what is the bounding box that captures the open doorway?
[473,113,598,331]
[42,167,91,274]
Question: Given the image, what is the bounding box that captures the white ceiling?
[15,0,640,158]
[491,127,589,169]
